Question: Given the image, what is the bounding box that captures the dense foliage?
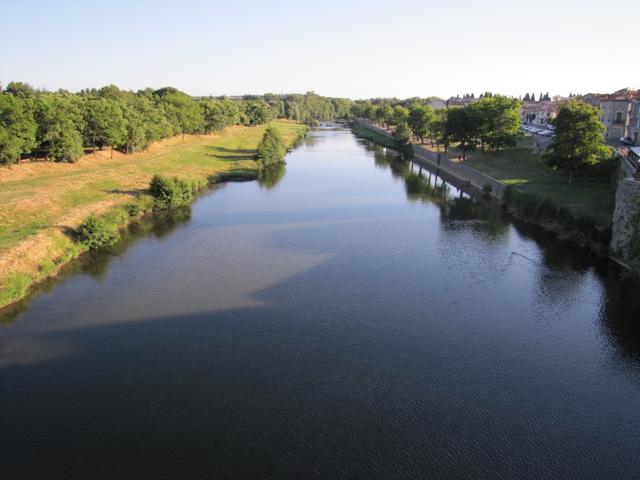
[0,82,352,164]
[256,127,287,169]
[543,100,613,183]
[149,175,194,209]
[75,215,119,249]
[352,95,521,158]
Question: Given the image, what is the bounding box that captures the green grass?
[0,272,32,308]
[462,142,615,227]
[350,122,400,150]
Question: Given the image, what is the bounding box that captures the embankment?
[351,118,614,258]
[610,156,640,270]
[0,121,308,309]
[352,119,505,200]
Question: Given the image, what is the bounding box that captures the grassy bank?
[0,120,308,308]
[462,142,615,228]
[350,122,401,150]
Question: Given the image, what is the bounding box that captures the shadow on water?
[0,207,192,325]
[2,126,640,479]
[2,214,640,479]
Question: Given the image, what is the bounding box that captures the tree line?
[352,95,522,159]
[0,82,352,164]
[352,95,613,183]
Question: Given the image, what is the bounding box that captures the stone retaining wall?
[610,157,640,270]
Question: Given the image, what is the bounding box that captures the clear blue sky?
[1,0,638,99]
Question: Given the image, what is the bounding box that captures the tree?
[4,81,36,98]
[543,100,612,183]
[444,107,478,159]
[0,93,37,164]
[392,105,409,127]
[470,95,521,152]
[407,104,434,143]
[200,98,240,133]
[84,98,126,157]
[374,105,387,125]
[35,94,85,162]
[155,88,203,137]
[523,93,531,101]
[242,98,272,126]
[256,126,286,169]
[392,122,412,146]
[431,109,448,151]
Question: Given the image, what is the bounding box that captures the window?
[616,111,623,123]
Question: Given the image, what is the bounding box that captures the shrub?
[149,175,193,209]
[256,127,286,169]
[75,215,119,249]
[125,202,142,217]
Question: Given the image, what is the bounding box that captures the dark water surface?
[1,126,640,479]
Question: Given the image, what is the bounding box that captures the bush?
[125,202,142,217]
[149,175,193,209]
[256,127,286,169]
[75,215,119,249]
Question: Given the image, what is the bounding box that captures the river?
[1,124,639,479]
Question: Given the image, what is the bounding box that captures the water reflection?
[2,125,640,479]
[356,134,640,365]
[257,164,286,190]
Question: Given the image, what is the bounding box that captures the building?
[520,100,558,126]
[582,88,640,145]
[445,94,478,108]
[628,99,640,146]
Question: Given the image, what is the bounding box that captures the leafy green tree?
[0,93,37,164]
[242,98,272,125]
[200,98,240,133]
[543,100,612,183]
[155,88,204,138]
[431,109,448,150]
[4,81,36,98]
[469,95,521,152]
[49,127,84,162]
[84,98,126,157]
[392,105,409,127]
[444,107,478,159]
[392,122,412,146]
[407,104,434,143]
[35,94,85,162]
[256,126,286,169]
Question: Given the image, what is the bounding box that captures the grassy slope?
[453,138,615,227]
[0,120,307,307]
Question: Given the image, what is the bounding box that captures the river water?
[1,125,639,479]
